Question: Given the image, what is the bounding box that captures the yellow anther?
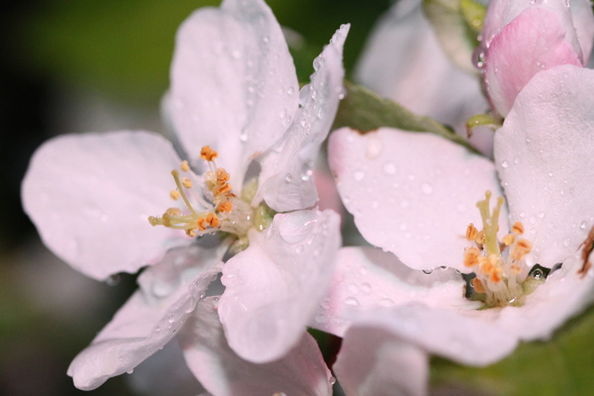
[170,190,181,200]
[216,168,230,183]
[185,228,197,237]
[196,217,207,231]
[512,239,532,261]
[512,221,524,235]
[217,183,232,196]
[216,201,233,213]
[200,146,218,162]
[206,212,220,228]
[464,246,481,267]
[490,267,502,283]
[502,233,515,246]
[180,160,190,172]
[472,278,486,293]
[466,224,479,241]
[182,177,193,189]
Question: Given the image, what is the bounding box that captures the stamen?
[216,201,233,213]
[200,146,218,162]
[182,177,193,189]
[462,192,539,307]
[170,190,180,200]
[180,160,190,172]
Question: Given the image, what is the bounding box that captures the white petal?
[569,0,594,61]
[67,247,222,390]
[328,127,505,272]
[341,304,518,366]
[218,209,341,363]
[257,24,349,212]
[355,0,486,132]
[334,325,428,396]
[21,131,189,280]
[311,247,470,337]
[179,297,333,396]
[169,0,299,184]
[494,65,594,266]
[491,253,594,341]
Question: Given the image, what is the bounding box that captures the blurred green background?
[2,0,593,395]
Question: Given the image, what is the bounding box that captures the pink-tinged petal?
[355,0,486,132]
[483,1,580,52]
[257,24,349,212]
[218,209,341,363]
[341,304,518,366]
[129,342,205,396]
[67,247,222,390]
[328,127,505,272]
[314,166,344,220]
[21,131,189,280]
[169,0,299,184]
[495,65,594,266]
[311,247,471,337]
[485,7,582,116]
[179,298,333,396]
[486,253,594,342]
[334,325,428,396]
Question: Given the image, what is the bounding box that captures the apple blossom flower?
[355,0,487,135]
[314,64,594,392]
[22,0,348,390]
[481,0,594,116]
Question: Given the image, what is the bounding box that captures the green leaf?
[422,0,481,73]
[431,305,594,395]
[333,81,479,153]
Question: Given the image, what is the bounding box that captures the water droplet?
[315,314,326,323]
[421,183,433,195]
[400,200,410,209]
[345,297,359,306]
[501,160,509,168]
[127,369,134,375]
[239,131,248,142]
[353,171,365,181]
[383,162,396,175]
[329,376,337,385]
[371,200,379,209]
[231,49,241,59]
[366,137,382,159]
[379,298,394,307]
[106,274,121,286]
[360,282,371,294]
[287,87,295,95]
[285,174,293,183]
[580,221,587,230]
[262,36,269,44]
[407,174,416,181]
[538,212,545,219]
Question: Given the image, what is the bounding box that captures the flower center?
[148,146,272,240]
[462,191,545,307]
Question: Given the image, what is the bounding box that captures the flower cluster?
[21,0,594,395]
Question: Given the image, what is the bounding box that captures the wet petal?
[169,0,299,184]
[488,253,594,342]
[355,0,486,132]
[218,209,341,362]
[257,24,349,212]
[328,127,505,272]
[179,298,333,396]
[334,325,428,396]
[67,247,222,390]
[311,247,469,337]
[21,131,188,280]
[495,65,594,266]
[340,304,518,366]
[484,7,581,116]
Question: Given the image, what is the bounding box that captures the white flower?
[22,0,348,391]
[315,65,594,394]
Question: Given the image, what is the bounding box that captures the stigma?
[462,191,540,307]
[148,146,253,238]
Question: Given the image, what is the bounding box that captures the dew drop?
[501,160,509,168]
[287,87,295,95]
[421,183,433,195]
[353,170,365,181]
[379,298,394,307]
[329,376,337,385]
[383,162,396,175]
[239,131,248,142]
[345,297,359,306]
[366,137,382,159]
[580,221,587,230]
